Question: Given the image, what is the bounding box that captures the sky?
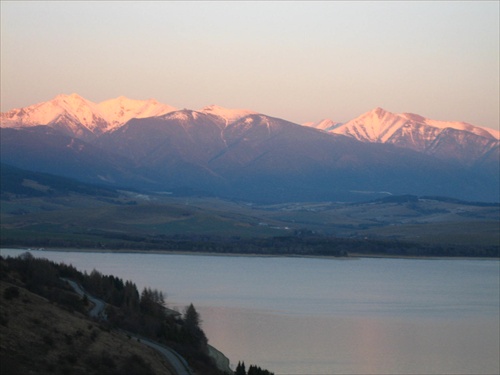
[1,1,499,130]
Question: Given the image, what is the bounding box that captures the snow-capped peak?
[323,107,400,143]
[372,107,390,117]
[97,96,177,131]
[303,119,342,132]
[331,107,499,143]
[53,94,104,127]
[199,105,257,125]
[0,94,178,136]
[0,93,107,133]
[54,92,86,102]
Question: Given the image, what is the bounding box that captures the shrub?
[118,354,155,375]
[90,329,99,342]
[3,286,20,300]
[99,350,116,369]
[42,334,55,347]
[0,313,8,326]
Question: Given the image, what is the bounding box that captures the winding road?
[127,333,192,375]
[61,278,193,375]
[61,278,107,319]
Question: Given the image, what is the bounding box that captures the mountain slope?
[100,112,499,202]
[0,163,119,198]
[0,126,158,189]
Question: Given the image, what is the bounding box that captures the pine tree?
[184,303,201,329]
[182,303,208,350]
[235,361,246,375]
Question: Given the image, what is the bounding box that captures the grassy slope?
[0,281,174,375]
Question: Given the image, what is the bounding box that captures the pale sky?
[1,1,499,130]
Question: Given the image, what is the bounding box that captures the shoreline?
[1,247,498,261]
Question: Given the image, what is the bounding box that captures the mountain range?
[305,107,499,165]
[1,94,498,203]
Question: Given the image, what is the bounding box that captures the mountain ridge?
[305,107,499,140]
[1,94,499,203]
[325,107,497,151]
[1,94,177,139]
[2,94,498,140]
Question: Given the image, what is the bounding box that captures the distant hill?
[0,163,119,198]
[373,194,499,207]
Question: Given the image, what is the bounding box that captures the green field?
[1,190,499,256]
[1,164,498,255]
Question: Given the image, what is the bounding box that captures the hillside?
[1,275,173,375]
[0,163,120,199]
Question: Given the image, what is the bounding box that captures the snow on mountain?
[400,112,499,139]
[97,96,176,131]
[199,105,257,125]
[3,94,498,162]
[329,107,413,143]
[301,108,499,164]
[303,119,342,132]
[331,107,499,143]
[0,93,108,135]
[1,95,257,136]
[0,94,178,139]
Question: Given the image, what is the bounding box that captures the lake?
[1,248,499,375]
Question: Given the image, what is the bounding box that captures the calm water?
[1,248,499,375]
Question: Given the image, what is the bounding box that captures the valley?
[1,166,498,257]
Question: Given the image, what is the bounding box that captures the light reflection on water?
[1,248,499,374]
[198,305,499,374]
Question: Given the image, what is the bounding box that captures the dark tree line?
[3,231,498,258]
[69,266,216,371]
[236,361,274,375]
